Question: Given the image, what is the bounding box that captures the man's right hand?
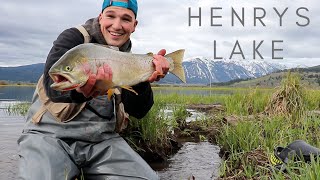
[148,49,170,83]
[76,64,113,98]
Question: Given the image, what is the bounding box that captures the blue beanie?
[102,0,138,17]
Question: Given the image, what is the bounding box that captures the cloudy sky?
[0,0,319,67]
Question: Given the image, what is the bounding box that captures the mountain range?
[159,57,286,84]
[0,63,44,83]
[0,58,286,84]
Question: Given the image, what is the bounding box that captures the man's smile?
[109,31,124,36]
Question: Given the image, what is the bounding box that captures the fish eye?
[64,66,72,72]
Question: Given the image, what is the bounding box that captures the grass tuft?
[265,72,307,123]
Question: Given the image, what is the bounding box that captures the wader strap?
[32,75,86,124]
[114,88,130,132]
[75,25,91,43]
[114,88,122,105]
[32,105,47,124]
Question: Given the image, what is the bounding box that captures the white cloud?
[0,0,319,68]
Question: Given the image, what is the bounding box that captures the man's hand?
[148,49,170,83]
[76,64,113,98]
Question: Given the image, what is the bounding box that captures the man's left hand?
[148,49,170,82]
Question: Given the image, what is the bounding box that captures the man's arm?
[43,28,91,103]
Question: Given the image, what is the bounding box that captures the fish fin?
[107,89,115,100]
[165,49,186,83]
[146,52,153,56]
[121,86,138,95]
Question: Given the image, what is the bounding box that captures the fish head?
[49,49,90,91]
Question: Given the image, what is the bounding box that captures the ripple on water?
[0,107,24,180]
[157,141,221,180]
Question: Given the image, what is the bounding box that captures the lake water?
[0,86,232,102]
[0,86,35,102]
[0,108,24,180]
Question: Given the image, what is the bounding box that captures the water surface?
[0,86,234,102]
[0,109,24,180]
[0,86,35,101]
[157,142,221,180]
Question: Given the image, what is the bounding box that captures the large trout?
[49,43,186,95]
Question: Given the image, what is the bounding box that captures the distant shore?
[0,84,36,87]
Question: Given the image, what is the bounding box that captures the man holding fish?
[17,0,185,179]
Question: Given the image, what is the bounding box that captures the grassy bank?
[6,102,31,115]
[216,73,320,179]
[142,73,320,178]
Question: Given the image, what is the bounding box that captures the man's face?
[99,6,138,47]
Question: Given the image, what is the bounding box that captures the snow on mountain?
[159,57,286,84]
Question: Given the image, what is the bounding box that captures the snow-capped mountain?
[160,57,286,84]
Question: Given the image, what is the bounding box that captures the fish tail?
[165,49,186,83]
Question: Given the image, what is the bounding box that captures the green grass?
[224,88,270,115]
[123,101,176,154]
[6,102,30,116]
[305,89,320,110]
[217,115,320,179]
